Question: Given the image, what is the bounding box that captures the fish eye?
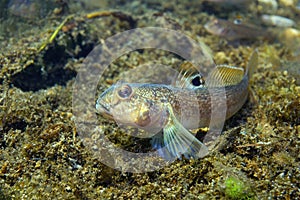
[233,19,242,25]
[117,84,133,99]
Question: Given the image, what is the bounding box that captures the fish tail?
[246,49,258,80]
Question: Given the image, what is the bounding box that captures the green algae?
[224,176,254,200]
[0,0,300,199]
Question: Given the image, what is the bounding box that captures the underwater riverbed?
[0,0,299,199]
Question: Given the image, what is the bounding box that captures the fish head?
[96,83,169,133]
[204,19,226,36]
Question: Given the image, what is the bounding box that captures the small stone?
[258,0,278,11]
[215,51,228,63]
[35,160,41,168]
[279,0,295,7]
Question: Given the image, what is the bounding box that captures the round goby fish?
[96,51,258,160]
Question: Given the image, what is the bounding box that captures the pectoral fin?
[161,104,209,159]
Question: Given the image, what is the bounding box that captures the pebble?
[279,0,295,7]
[258,0,278,11]
[279,28,300,46]
[262,14,295,27]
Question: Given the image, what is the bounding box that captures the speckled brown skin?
[173,75,249,128]
[204,18,270,41]
[96,74,249,130]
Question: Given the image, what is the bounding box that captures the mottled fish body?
[205,18,269,41]
[202,0,252,9]
[203,0,251,4]
[96,51,258,159]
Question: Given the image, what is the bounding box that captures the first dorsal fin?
[175,62,205,89]
[206,65,245,87]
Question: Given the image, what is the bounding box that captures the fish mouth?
[95,101,113,118]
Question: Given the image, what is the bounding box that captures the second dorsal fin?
[206,65,245,87]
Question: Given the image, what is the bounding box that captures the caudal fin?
[246,49,258,80]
